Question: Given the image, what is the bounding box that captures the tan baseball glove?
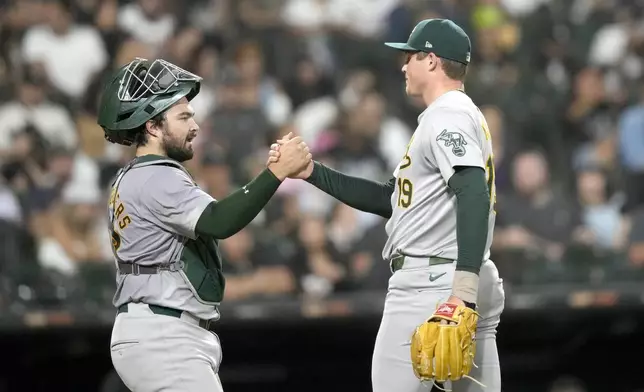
[410,302,479,384]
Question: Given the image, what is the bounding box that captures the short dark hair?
[52,0,73,14]
[440,58,468,81]
[134,112,166,147]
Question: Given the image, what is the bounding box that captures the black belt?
[117,303,216,331]
[118,261,184,275]
[389,254,453,272]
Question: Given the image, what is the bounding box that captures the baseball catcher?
[97,57,311,391]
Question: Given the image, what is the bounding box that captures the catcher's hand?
[410,302,479,385]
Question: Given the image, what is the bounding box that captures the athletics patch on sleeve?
[436,129,467,157]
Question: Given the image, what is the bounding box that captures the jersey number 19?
[397,177,413,208]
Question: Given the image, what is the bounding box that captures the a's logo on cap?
[466,52,471,62]
[425,41,433,48]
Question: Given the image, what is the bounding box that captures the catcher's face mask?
[117,58,201,102]
[97,58,202,146]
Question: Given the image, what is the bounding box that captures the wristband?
[452,270,479,304]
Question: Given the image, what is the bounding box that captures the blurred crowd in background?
[0,0,644,310]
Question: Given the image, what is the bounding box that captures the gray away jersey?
[383,90,496,262]
[108,160,218,319]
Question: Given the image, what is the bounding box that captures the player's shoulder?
[422,107,477,134]
[146,164,194,183]
[429,91,479,119]
[432,91,478,115]
[125,163,195,193]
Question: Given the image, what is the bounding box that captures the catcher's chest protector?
[109,157,225,305]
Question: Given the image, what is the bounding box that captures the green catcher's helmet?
[97,58,202,146]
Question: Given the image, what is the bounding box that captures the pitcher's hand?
[267,134,311,180]
[269,134,314,179]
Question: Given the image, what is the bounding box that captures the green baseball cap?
[385,19,471,65]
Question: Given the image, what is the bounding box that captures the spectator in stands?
[327,203,367,255]
[626,208,644,270]
[189,46,221,125]
[494,149,582,281]
[187,0,231,45]
[198,148,233,201]
[232,40,292,128]
[358,91,411,173]
[587,8,634,70]
[20,0,108,102]
[37,179,111,276]
[618,85,644,212]
[0,178,38,286]
[283,56,335,111]
[0,177,22,226]
[70,0,120,56]
[324,0,401,72]
[302,94,395,229]
[293,215,350,297]
[324,97,390,181]
[574,167,628,252]
[117,0,176,49]
[220,228,296,301]
[236,0,301,106]
[346,220,391,291]
[280,0,337,74]
[210,66,273,183]
[265,192,304,238]
[564,67,616,171]
[163,26,206,71]
[0,71,77,158]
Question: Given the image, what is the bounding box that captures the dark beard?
[166,143,193,162]
[162,129,193,163]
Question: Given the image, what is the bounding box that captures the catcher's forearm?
[306,161,394,218]
[195,168,281,239]
[448,166,490,303]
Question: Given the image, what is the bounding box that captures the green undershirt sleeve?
[448,166,490,275]
[195,168,282,239]
[305,161,395,219]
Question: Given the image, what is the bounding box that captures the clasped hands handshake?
[266,132,314,181]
